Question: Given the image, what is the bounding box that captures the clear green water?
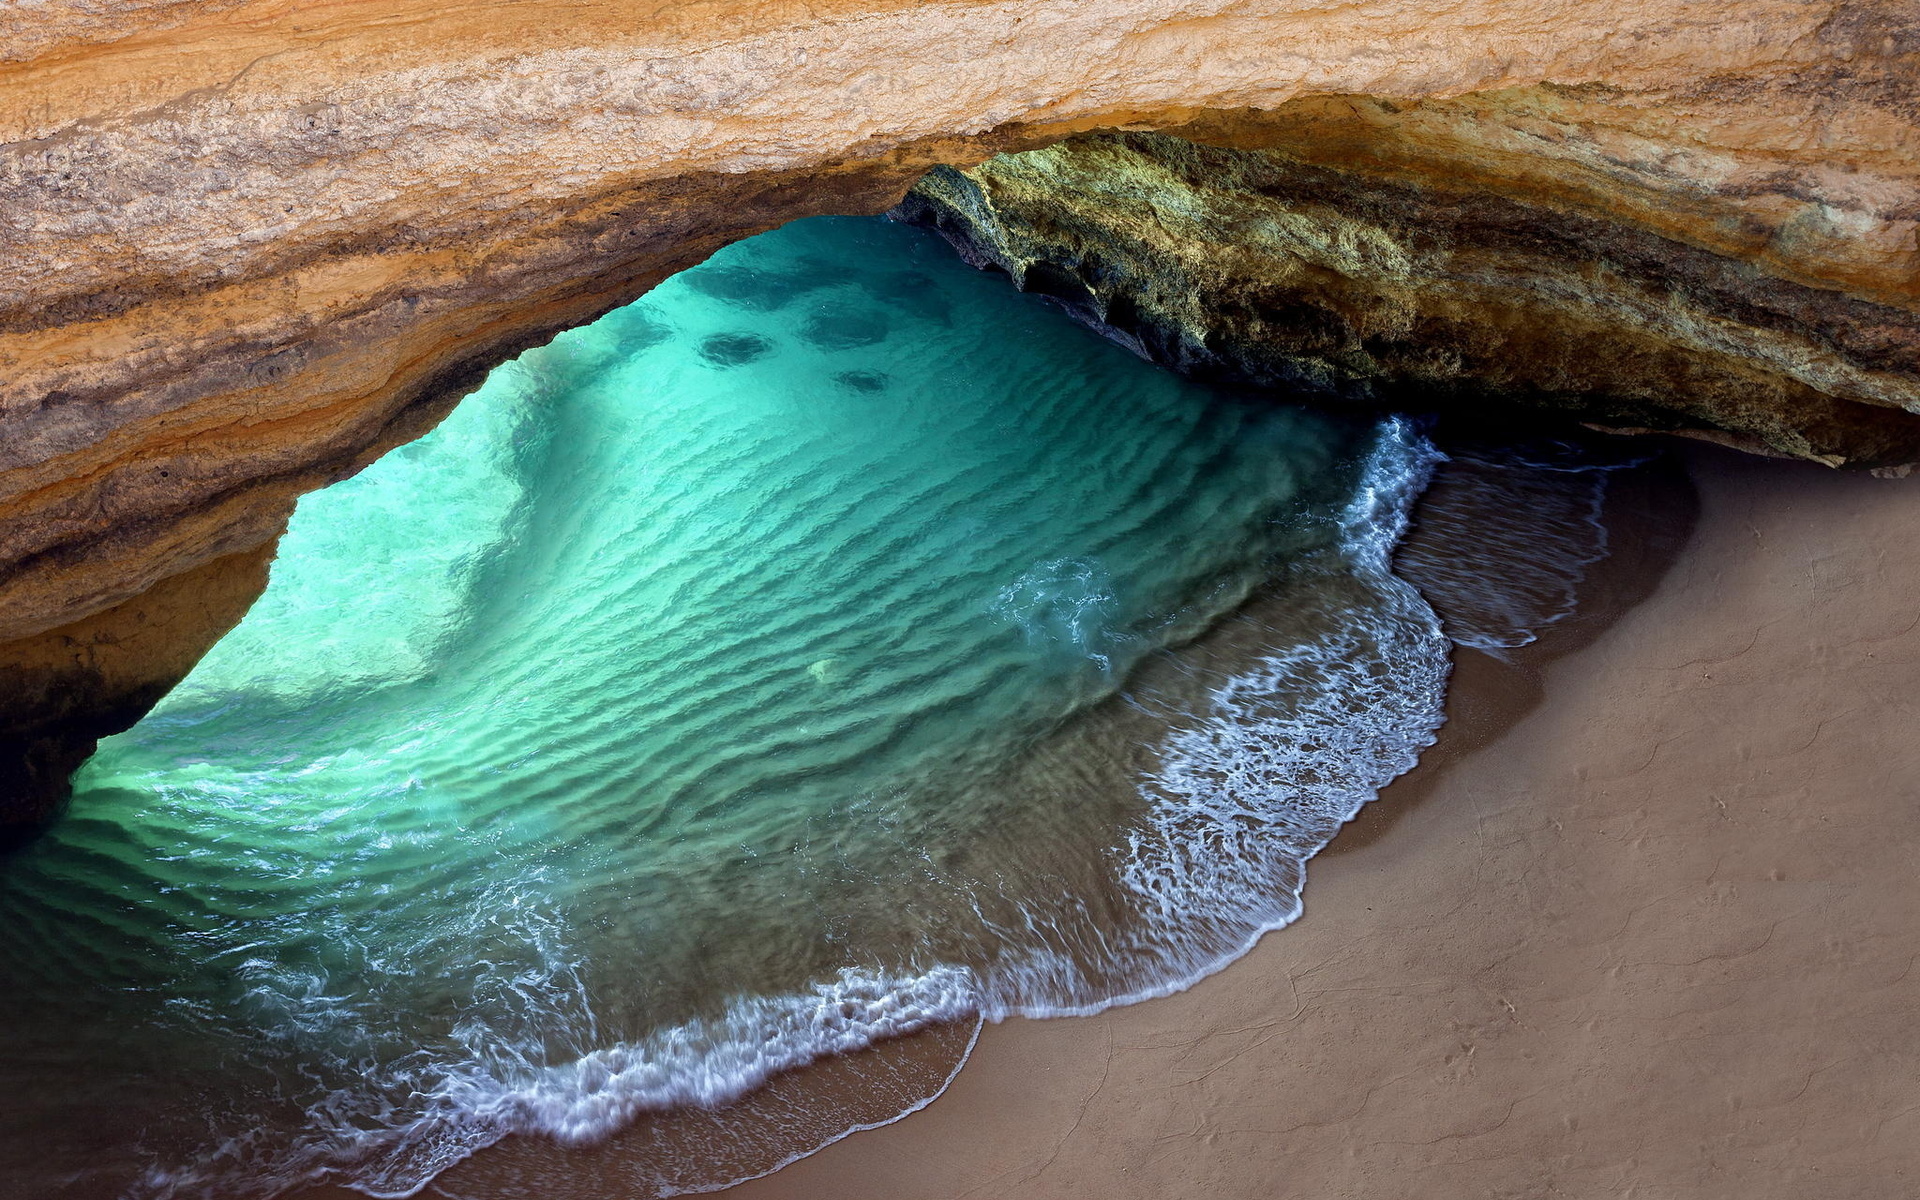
[0,217,1455,1198]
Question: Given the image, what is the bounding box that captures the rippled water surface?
[2,217,1476,1198]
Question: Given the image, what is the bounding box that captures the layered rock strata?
[899,107,1920,465]
[2,0,1917,830]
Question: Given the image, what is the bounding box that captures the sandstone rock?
[0,544,274,839]
[898,108,1920,465]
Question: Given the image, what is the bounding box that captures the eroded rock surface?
[899,104,1920,465]
[2,0,1917,829]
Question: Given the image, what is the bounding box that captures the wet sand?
[724,443,1920,1198]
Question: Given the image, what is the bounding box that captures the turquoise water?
[0,217,1455,1198]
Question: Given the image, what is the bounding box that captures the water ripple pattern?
[1,217,1452,1199]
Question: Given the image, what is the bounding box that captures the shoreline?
[720,443,1920,1198]
[314,417,1457,1200]
[299,430,1680,1200]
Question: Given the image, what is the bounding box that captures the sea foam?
[130,420,1451,1200]
[32,219,1625,1200]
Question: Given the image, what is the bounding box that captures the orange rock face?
[2,0,1916,827]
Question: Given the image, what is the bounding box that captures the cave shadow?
[1324,428,1702,857]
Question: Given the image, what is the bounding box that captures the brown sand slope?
[724,446,1920,1197]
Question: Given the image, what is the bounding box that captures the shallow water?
[0,216,1625,1200]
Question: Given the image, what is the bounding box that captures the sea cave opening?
[1,203,1661,1200]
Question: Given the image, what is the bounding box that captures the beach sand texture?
[725,444,1920,1199]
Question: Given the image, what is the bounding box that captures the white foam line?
[135,419,1453,1200]
[465,965,980,1149]
[966,419,1451,1023]
[134,966,989,1200]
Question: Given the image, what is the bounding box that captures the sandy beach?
[723,443,1920,1199]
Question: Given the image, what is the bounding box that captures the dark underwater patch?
[870,270,952,325]
[686,266,818,312]
[699,332,774,366]
[801,302,890,351]
[601,304,675,350]
[835,370,890,394]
